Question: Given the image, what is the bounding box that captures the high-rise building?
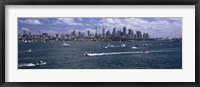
[117,30,121,37]
[146,33,150,39]
[95,26,97,37]
[102,28,105,38]
[136,31,142,40]
[106,30,110,38]
[128,29,134,39]
[143,33,150,40]
[71,30,76,36]
[87,30,90,37]
[112,27,116,37]
[134,34,137,40]
[78,31,81,37]
[123,27,127,37]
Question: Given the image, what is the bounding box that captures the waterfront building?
[112,27,116,37]
[87,30,90,37]
[71,30,76,37]
[106,30,110,38]
[128,29,134,39]
[123,27,127,37]
[117,30,121,37]
[136,31,142,40]
[102,28,105,38]
[95,26,98,37]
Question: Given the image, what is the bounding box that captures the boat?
[23,40,28,43]
[62,42,71,47]
[131,46,138,49]
[121,43,126,47]
[142,51,149,53]
[36,61,47,66]
[27,49,31,52]
[104,44,114,48]
[83,51,92,56]
[143,44,148,47]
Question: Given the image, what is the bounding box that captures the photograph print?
[18,17,182,69]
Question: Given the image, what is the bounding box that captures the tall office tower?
[95,26,97,37]
[123,27,127,37]
[71,30,76,36]
[134,34,137,40]
[78,31,81,37]
[102,28,105,38]
[128,29,132,39]
[146,33,150,39]
[112,27,116,37]
[117,30,121,37]
[143,33,150,40]
[106,30,110,38]
[132,31,134,39]
[143,33,146,39]
[87,30,90,37]
[128,29,134,39]
[136,31,142,40]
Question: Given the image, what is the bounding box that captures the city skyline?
[18,17,182,38]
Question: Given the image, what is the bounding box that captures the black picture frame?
[0,0,199,87]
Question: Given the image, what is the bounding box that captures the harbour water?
[18,41,182,69]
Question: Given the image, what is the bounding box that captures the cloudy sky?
[18,17,182,38]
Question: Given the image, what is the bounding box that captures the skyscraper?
[106,30,110,38]
[78,31,81,37]
[128,29,134,39]
[117,30,121,37]
[136,31,142,40]
[87,30,90,37]
[143,33,146,39]
[123,27,127,37]
[71,30,76,36]
[95,26,97,37]
[102,28,105,38]
[112,27,116,37]
[143,33,150,40]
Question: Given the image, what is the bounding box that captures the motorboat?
[23,40,28,43]
[143,44,148,47]
[62,42,71,47]
[83,51,92,56]
[36,61,47,66]
[27,49,31,52]
[121,43,126,47]
[131,46,138,49]
[104,44,114,48]
[142,51,150,53]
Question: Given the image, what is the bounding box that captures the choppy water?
[18,41,182,69]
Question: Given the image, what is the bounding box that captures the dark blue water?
[18,41,182,69]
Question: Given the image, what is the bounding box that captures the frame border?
[1,0,200,87]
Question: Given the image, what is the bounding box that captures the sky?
[18,17,182,38]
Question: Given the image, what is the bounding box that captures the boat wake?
[18,63,36,68]
[19,49,32,53]
[84,50,180,57]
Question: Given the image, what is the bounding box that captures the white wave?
[86,51,145,56]
[18,63,36,67]
[85,50,180,57]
